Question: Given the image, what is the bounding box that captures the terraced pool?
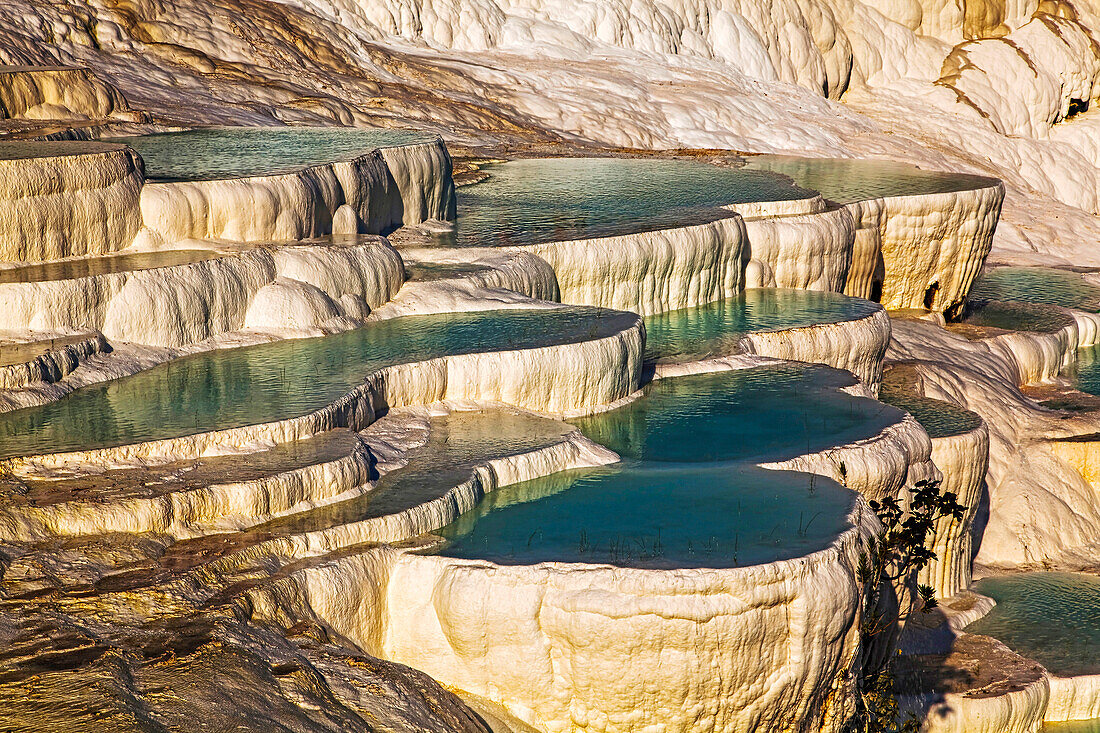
[967,572,1100,677]
[0,307,635,459]
[969,266,1100,311]
[112,127,433,181]
[741,155,998,203]
[643,289,880,362]
[436,366,903,569]
[436,157,815,247]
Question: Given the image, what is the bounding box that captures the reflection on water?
[0,307,634,458]
[436,157,815,247]
[0,250,222,284]
[643,289,880,362]
[742,155,997,203]
[436,366,903,568]
[970,266,1100,312]
[968,572,1100,677]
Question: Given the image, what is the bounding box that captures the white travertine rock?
[332,203,359,235]
[243,277,342,331]
[923,422,990,598]
[139,139,454,245]
[0,331,109,389]
[7,311,643,468]
[0,239,402,347]
[0,144,143,262]
[742,307,890,388]
[845,184,1005,314]
[518,216,747,316]
[743,205,855,293]
[1046,674,1100,724]
[0,66,129,120]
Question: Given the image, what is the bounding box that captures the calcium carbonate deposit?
[5,1,1100,731]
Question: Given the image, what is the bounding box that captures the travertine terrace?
[3,1,1100,731]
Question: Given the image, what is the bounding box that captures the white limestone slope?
[138,138,455,246]
[517,215,746,316]
[0,65,132,121]
[0,239,404,347]
[0,143,143,262]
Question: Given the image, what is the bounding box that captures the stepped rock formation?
[3,0,1100,731]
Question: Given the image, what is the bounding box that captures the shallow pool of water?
[741,155,997,203]
[437,158,814,247]
[967,572,1100,676]
[112,127,432,181]
[970,267,1100,311]
[572,366,904,464]
[643,289,880,362]
[877,388,982,439]
[0,307,634,459]
[962,300,1075,333]
[436,366,902,569]
[0,249,222,284]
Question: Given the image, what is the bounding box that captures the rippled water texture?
[970,267,1100,311]
[968,572,1100,676]
[114,127,432,181]
[742,155,997,203]
[877,389,982,439]
[438,157,815,247]
[437,366,903,568]
[643,289,880,362]
[0,307,633,458]
[962,300,1075,333]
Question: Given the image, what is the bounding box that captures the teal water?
[741,155,997,203]
[970,267,1100,311]
[1074,345,1100,396]
[439,158,815,247]
[644,289,880,362]
[968,572,1100,676]
[877,390,982,439]
[571,366,904,464]
[0,307,635,459]
[437,366,903,569]
[112,127,432,181]
[962,300,1074,333]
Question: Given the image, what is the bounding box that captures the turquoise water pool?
[741,155,997,203]
[643,289,880,362]
[967,572,1100,676]
[0,307,635,459]
[571,365,904,464]
[112,127,432,181]
[436,366,903,569]
[1074,345,1100,396]
[877,371,982,439]
[962,300,1075,333]
[438,158,815,247]
[970,267,1100,311]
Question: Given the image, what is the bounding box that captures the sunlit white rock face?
[0,239,403,347]
[138,139,455,246]
[519,216,747,316]
[0,144,143,262]
[0,66,130,120]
